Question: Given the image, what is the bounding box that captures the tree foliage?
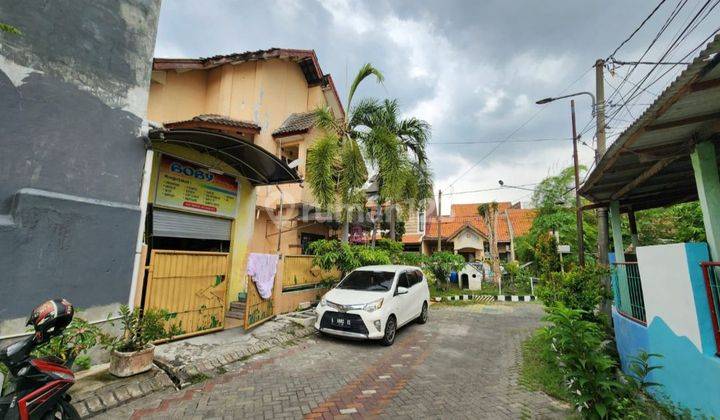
[305,64,384,230]
[518,166,597,272]
[635,202,705,245]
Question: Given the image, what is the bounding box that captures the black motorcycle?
[0,299,80,419]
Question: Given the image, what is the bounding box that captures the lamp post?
[535,92,594,267]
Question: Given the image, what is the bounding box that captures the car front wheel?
[381,315,397,346]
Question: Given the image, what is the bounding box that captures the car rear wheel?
[417,302,428,324]
[381,316,396,346]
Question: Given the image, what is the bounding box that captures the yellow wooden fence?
[281,255,340,290]
[143,250,229,339]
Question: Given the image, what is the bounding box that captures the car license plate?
[332,316,347,327]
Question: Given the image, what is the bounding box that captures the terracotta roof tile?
[451,202,513,217]
[401,233,423,244]
[165,114,260,131]
[272,112,317,137]
[424,206,537,243]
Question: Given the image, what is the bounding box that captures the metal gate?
[143,250,229,339]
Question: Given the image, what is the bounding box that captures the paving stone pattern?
[102,303,568,419]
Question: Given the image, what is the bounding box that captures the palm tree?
[478,202,501,284]
[305,64,384,243]
[357,99,432,241]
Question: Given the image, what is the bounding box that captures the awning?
[149,128,302,186]
[580,34,720,211]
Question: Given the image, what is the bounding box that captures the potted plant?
[104,305,182,377]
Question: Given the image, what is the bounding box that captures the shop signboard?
[156,155,238,218]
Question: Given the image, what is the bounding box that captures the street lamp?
[536,91,594,267]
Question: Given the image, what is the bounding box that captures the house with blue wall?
[580,34,720,417]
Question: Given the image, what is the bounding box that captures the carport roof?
[149,128,302,186]
[579,34,720,211]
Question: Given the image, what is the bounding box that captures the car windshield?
[336,270,395,292]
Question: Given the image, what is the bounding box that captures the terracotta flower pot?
[108,344,155,377]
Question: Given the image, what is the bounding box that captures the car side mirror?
[396,286,408,295]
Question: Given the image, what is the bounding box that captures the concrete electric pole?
[595,59,609,267]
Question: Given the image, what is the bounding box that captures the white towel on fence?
[246,253,280,299]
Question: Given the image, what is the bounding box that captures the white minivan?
[314,265,430,346]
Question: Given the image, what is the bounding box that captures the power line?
[610,59,692,65]
[603,0,716,134]
[607,0,670,60]
[603,0,689,116]
[444,66,594,190]
[442,183,540,196]
[429,137,571,145]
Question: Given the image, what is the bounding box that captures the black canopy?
[149,128,301,186]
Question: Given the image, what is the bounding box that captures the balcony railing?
[612,261,647,324]
[701,262,720,356]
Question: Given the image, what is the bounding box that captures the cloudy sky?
[154,0,718,213]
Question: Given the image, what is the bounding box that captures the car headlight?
[363,298,384,313]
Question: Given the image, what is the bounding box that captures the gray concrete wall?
[0,0,161,335]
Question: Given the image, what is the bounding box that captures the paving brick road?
[102,303,568,419]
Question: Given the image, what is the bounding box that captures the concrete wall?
[613,242,720,417]
[0,0,161,335]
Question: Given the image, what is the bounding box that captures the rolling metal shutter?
[153,209,231,241]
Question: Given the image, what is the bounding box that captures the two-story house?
[140,49,344,332]
[402,201,537,262]
[148,48,344,258]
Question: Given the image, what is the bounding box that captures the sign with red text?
[156,155,238,218]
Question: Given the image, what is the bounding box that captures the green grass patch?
[187,372,210,384]
[519,330,571,402]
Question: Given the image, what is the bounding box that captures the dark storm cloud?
[154,0,717,207]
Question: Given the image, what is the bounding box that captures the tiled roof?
[401,233,423,244]
[165,114,260,132]
[272,112,317,137]
[424,207,537,242]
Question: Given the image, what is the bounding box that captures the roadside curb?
[433,294,495,303]
[156,324,316,388]
[70,365,174,418]
[496,295,536,302]
[432,294,536,303]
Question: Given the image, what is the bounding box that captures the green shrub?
[31,315,104,367]
[542,305,621,418]
[309,239,392,275]
[103,305,183,352]
[397,251,427,267]
[375,238,404,262]
[536,264,611,320]
[73,355,92,371]
[425,252,465,289]
[541,305,667,419]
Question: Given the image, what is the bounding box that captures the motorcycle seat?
[0,336,32,363]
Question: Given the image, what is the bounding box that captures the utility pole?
[436,190,442,253]
[595,59,609,266]
[596,58,612,320]
[571,99,585,266]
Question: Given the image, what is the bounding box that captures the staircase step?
[229,301,246,310]
[226,310,245,320]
